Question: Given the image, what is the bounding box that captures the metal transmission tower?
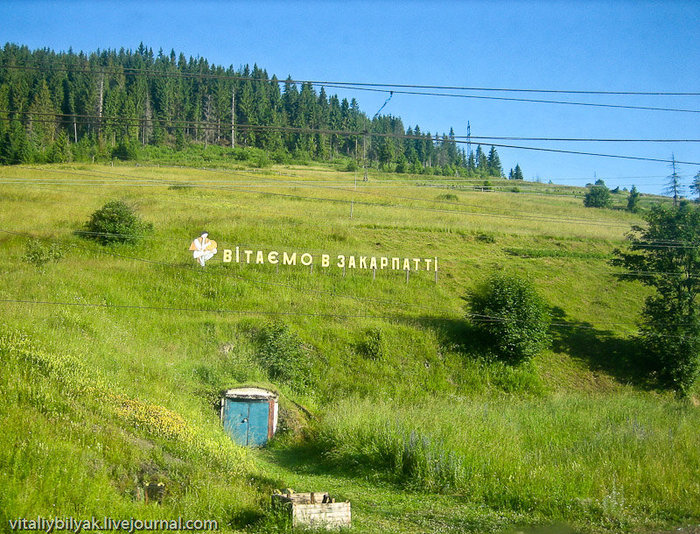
[667,153,684,207]
[466,121,471,157]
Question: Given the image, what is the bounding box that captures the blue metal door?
[223,399,270,447]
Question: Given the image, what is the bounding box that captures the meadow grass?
[315,394,700,532]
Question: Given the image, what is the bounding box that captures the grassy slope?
[0,161,697,533]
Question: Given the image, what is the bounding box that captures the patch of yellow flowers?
[2,331,250,476]
[111,394,195,443]
[110,393,250,475]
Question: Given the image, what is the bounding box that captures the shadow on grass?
[413,310,657,390]
[412,314,489,357]
[549,306,655,389]
[263,441,390,484]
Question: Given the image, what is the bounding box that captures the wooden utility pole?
[97,70,104,138]
[231,88,236,148]
[363,133,368,182]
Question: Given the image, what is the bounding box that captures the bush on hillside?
[357,327,384,360]
[256,322,312,392]
[584,185,613,208]
[23,239,63,271]
[112,139,140,161]
[79,200,152,245]
[468,274,551,362]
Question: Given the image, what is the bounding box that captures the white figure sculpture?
[189,231,218,266]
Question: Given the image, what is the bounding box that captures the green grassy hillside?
[1,161,697,533]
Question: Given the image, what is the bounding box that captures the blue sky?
[2,0,699,194]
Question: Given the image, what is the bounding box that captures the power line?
[0,297,396,320]
[9,162,668,228]
[457,136,700,143]
[4,219,699,328]
[4,63,700,111]
[4,111,700,166]
[320,83,700,114]
[466,142,700,166]
[5,63,700,96]
[0,164,689,245]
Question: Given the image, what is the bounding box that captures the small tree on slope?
[612,202,700,393]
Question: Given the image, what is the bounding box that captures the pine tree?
[475,145,488,175]
[0,120,31,164]
[510,164,524,180]
[613,202,700,393]
[467,152,476,175]
[0,83,10,140]
[28,79,57,150]
[0,44,505,174]
[627,185,641,212]
[487,146,503,177]
[690,171,700,203]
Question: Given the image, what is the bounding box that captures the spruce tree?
[690,171,700,203]
[613,202,700,393]
[511,164,524,180]
[28,79,57,150]
[467,152,476,175]
[487,146,503,177]
[475,145,488,175]
[627,185,641,212]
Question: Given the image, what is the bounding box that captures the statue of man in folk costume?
[189,231,217,266]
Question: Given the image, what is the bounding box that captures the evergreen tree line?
[0,43,517,178]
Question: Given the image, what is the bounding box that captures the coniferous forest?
[0,43,510,177]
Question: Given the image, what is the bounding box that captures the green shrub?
[111,140,140,161]
[475,233,495,243]
[584,185,613,208]
[357,327,383,359]
[79,200,152,245]
[394,159,408,174]
[23,239,63,271]
[468,274,551,362]
[345,160,359,172]
[256,322,312,392]
[271,148,290,164]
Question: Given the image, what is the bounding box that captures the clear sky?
[2,0,699,195]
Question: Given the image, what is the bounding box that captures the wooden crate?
[272,492,351,529]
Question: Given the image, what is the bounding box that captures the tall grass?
[317,394,700,530]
